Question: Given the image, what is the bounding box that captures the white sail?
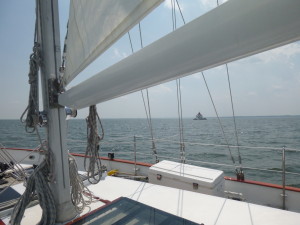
[59,0,300,109]
[63,0,163,85]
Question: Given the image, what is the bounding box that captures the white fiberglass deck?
[3,175,300,225]
[87,176,300,225]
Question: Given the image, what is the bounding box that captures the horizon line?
[1,114,300,120]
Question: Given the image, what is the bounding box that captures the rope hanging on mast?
[85,105,104,184]
[20,22,41,133]
[10,142,57,225]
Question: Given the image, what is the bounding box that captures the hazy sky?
[0,0,299,119]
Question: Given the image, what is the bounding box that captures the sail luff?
[59,0,300,109]
[63,0,163,85]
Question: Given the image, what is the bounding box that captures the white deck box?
[148,160,224,196]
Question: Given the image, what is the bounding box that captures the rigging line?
[127,32,134,53]
[60,21,68,88]
[140,91,150,131]
[146,89,158,161]
[172,0,185,163]
[20,1,41,134]
[216,0,242,169]
[201,72,236,166]
[171,0,175,30]
[35,127,56,183]
[175,0,185,24]
[141,88,158,162]
[135,27,150,124]
[20,42,40,133]
[225,64,242,166]
[85,105,103,184]
[34,0,38,43]
[138,22,158,162]
[172,0,177,30]
[130,30,151,132]
[178,80,184,143]
[138,22,144,49]
[141,89,154,148]
[176,79,185,163]
[21,1,40,130]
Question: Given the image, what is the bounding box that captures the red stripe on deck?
[2,148,153,167]
[0,147,36,152]
[0,219,6,225]
[224,176,300,192]
[71,153,153,167]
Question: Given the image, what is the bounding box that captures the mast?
[38,0,76,222]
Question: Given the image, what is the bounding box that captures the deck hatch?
[68,197,199,225]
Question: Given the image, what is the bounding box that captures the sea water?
[0,116,299,187]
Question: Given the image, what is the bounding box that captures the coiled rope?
[20,41,41,133]
[10,158,56,225]
[20,4,41,133]
[84,105,104,184]
[69,154,92,213]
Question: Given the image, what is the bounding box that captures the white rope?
[10,159,56,225]
[69,154,92,213]
[20,40,40,133]
[10,127,57,225]
[84,105,104,184]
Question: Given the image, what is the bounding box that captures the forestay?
[59,0,300,109]
[63,0,163,85]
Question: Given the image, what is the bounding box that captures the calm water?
[0,116,300,187]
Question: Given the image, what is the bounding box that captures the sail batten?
[63,0,163,85]
[59,0,300,109]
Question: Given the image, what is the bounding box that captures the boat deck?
[87,176,300,225]
[3,175,299,225]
